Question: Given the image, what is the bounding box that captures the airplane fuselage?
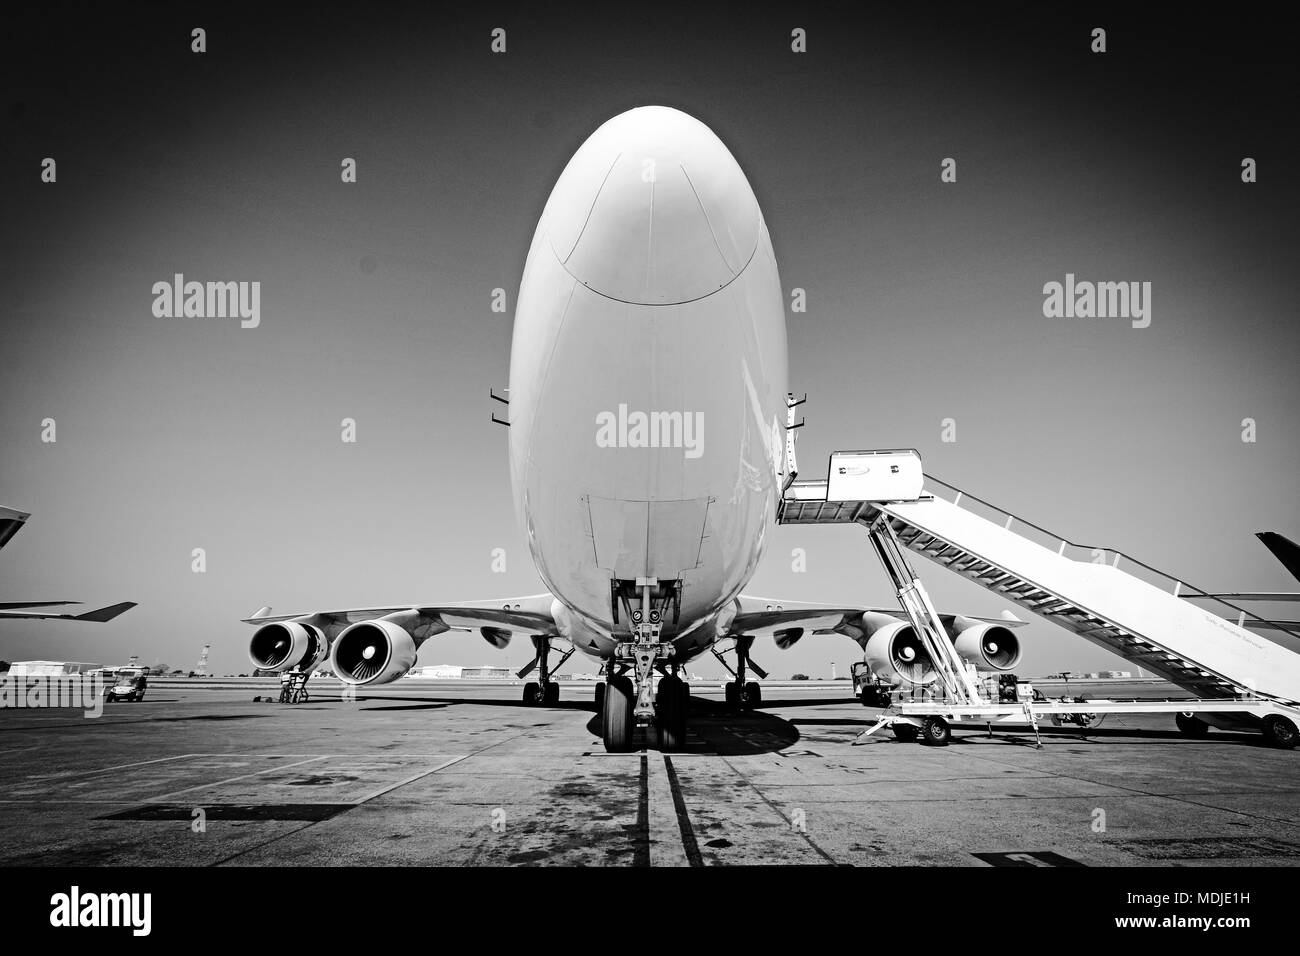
[509,107,788,663]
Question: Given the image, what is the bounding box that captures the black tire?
[523,681,541,705]
[921,716,951,747]
[602,676,635,753]
[543,682,559,706]
[724,681,739,708]
[1262,714,1299,749]
[892,723,920,742]
[745,681,761,707]
[1176,711,1210,738]
[594,681,606,712]
[657,676,687,751]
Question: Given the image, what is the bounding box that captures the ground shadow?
[581,694,802,755]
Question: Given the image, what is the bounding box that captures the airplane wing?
[1186,592,1300,602]
[732,595,1025,644]
[242,593,559,637]
[0,601,79,610]
[0,601,136,622]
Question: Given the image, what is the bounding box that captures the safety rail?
[920,475,1300,644]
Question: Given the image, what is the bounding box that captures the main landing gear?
[520,635,571,707]
[714,633,765,710]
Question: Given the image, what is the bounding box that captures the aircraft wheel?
[724,681,739,708]
[656,676,687,751]
[892,723,919,742]
[745,681,761,707]
[543,682,560,706]
[522,681,541,705]
[1263,714,1299,749]
[602,677,635,753]
[921,716,951,747]
[1175,711,1210,738]
[594,681,606,712]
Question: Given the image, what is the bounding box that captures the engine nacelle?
[949,617,1021,671]
[248,621,328,673]
[861,613,935,685]
[330,619,419,685]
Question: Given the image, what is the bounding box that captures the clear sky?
[2,4,1297,679]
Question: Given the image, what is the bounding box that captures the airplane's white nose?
[539,106,761,305]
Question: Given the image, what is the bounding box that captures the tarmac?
[0,679,1297,866]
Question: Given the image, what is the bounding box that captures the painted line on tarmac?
[633,755,650,867]
[10,752,196,784]
[662,756,703,867]
[645,754,688,866]
[350,755,473,804]
[720,755,841,865]
[145,755,328,801]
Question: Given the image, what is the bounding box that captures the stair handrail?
[920,475,1300,644]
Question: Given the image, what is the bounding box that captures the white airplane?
[0,505,136,622]
[244,106,1026,752]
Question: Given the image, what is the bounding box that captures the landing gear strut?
[600,577,683,753]
[521,635,569,706]
[715,634,764,710]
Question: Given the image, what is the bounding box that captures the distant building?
[1076,671,1132,679]
[7,661,102,677]
[461,665,510,679]
[412,665,464,679]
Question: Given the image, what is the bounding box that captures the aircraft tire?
[602,676,635,753]
[745,681,761,707]
[594,681,606,712]
[522,681,541,705]
[657,676,687,751]
[544,682,559,706]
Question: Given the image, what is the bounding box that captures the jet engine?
[248,621,328,673]
[860,612,935,685]
[948,616,1021,671]
[330,619,419,685]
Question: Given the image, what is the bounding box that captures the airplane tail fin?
[0,506,31,551]
[1258,532,1300,585]
[72,601,137,622]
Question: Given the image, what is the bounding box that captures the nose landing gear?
[599,577,691,752]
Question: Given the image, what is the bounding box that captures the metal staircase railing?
[916,476,1300,645]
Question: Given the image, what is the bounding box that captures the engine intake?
[248,621,327,673]
[861,613,935,685]
[330,619,418,685]
[949,618,1022,671]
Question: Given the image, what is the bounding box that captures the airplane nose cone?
[539,106,761,305]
